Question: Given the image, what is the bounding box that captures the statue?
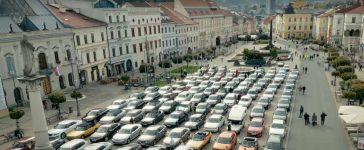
[20,36,36,77]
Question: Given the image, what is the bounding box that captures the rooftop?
[47,5,106,28]
[0,17,23,33]
[160,3,197,25]
[180,0,218,8]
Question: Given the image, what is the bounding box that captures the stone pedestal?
[18,76,52,150]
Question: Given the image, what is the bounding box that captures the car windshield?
[272,123,284,128]
[75,125,87,131]
[96,127,109,133]
[217,137,232,144]
[201,82,209,85]
[146,94,156,98]
[279,100,289,104]
[225,96,235,100]
[276,110,287,116]
[215,105,225,110]
[54,123,71,129]
[251,121,262,127]
[283,92,291,95]
[266,142,281,149]
[170,113,181,118]
[217,89,226,93]
[190,87,199,91]
[242,139,256,147]
[146,112,158,118]
[259,98,269,103]
[192,133,206,141]
[265,91,273,95]
[170,132,181,138]
[193,94,203,98]
[197,104,206,109]
[145,129,157,135]
[178,93,188,98]
[106,110,120,116]
[126,112,137,116]
[190,117,200,122]
[119,128,131,134]
[163,102,173,106]
[227,82,234,86]
[248,90,256,94]
[147,102,159,106]
[253,108,264,113]
[205,88,213,92]
[208,117,220,123]
[212,83,220,86]
[128,101,139,106]
[209,95,218,100]
[87,110,98,116]
[268,85,277,88]
[188,81,195,85]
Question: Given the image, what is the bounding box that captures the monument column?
[19,76,52,150]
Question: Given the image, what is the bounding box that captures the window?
[138,19,140,24]
[138,27,141,36]
[149,41,153,49]
[124,30,128,37]
[110,31,114,39]
[336,30,340,35]
[144,27,147,35]
[135,62,138,68]
[109,16,112,23]
[118,30,121,39]
[338,19,341,24]
[299,26,301,30]
[86,53,90,63]
[294,18,296,22]
[162,41,165,47]
[119,47,123,55]
[5,55,16,77]
[116,15,120,22]
[149,26,152,35]
[76,35,80,45]
[310,25,312,30]
[123,15,126,22]
[112,48,116,57]
[352,17,356,23]
[158,25,160,33]
[299,18,302,22]
[126,45,129,54]
[68,73,74,86]
[133,44,137,53]
[66,50,71,61]
[155,40,158,49]
[103,49,106,58]
[293,26,296,30]
[84,35,88,44]
[101,32,104,41]
[139,43,143,52]
[54,51,60,64]
[289,18,291,22]
[93,51,97,61]
[131,28,135,37]
[91,33,95,43]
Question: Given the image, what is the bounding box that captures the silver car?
[195,103,211,115]
[250,105,265,118]
[137,125,167,147]
[107,99,128,110]
[112,124,142,145]
[120,110,145,124]
[99,109,126,124]
[277,99,291,111]
[145,86,159,94]
[184,114,205,130]
[212,103,229,114]
[273,108,288,121]
[281,90,293,101]
[257,97,271,110]
[84,142,112,150]
[142,101,163,112]
[175,91,192,102]
[158,86,173,95]
[163,127,190,148]
[188,86,204,95]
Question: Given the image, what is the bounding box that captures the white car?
[199,81,212,88]
[222,93,236,107]
[250,105,265,118]
[175,91,192,102]
[163,127,190,148]
[204,114,225,132]
[112,124,143,145]
[159,86,173,95]
[83,142,112,150]
[238,95,252,108]
[48,120,82,139]
[269,119,286,137]
[262,90,275,101]
[60,139,89,150]
[106,99,128,110]
[266,84,278,94]
[277,62,284,67]
[247,88,258,100]
[273,108,288,121]
[99,109,127,124]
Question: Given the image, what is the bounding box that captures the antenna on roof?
[56,22,60,29]
[43,22,47,30]
[9,24,14,33]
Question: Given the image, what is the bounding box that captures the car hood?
[257,102,268,105]
[175,97,187,101]
[144,97,154,101]
[160,106,171,110]
[239,101,250,105]
[144,106,156,110]
[185,121,198,127]
[213,109,224,113]
[250,112,263,117]
[248,127,263,132]
[90,133,107,139]
[83,116,96,120]
[196,108,206,113]
[270,128,284,135]
[204,122,219,128]
[163,137,181,145]
[213,143,232,150]
[48,129,64,135]
[277,104,289,107]
[113,133,131,140]
[231,124,243,131]
[273,115,286,119]
[239,146,256,150]
[100,116,115,122]
[121,117,132,122]
[142,117,155,122]
[165,118,178,124]
[191,98,201,102]
[107,105,120,110]
[138,135,155,141]
[67,131,85,137]
[186,140,204,148]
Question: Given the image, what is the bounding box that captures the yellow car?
[186,131,212,150]
[66,122,100,139]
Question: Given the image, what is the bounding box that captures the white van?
[227,105,247,134]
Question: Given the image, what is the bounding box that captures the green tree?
[121,75,130,82]
[337,66,354,74]
[331,56,351,68]
[139,64,155,73]
[9,108,25,130]
[351,83,364,104]
[331,71,340,81]
[70,91,82,116]
[340,72,357,81]
[270,48,278,58]
[343,90,357,102]
[48,92,66,117]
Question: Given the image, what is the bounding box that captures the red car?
[8,136,35,150]
[247,118,265,137]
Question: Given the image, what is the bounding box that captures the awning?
[339,114,364,124]
[338,106,364,115]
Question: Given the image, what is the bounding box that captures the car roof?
[128,109,141,113]
[61,139,87,147]
[171,111,184,115]
[146,125,164,130]
[218,131,235,138]
[58,120,80,124]
[226,93,235,97]
[99,124,114,128]
[84,142,111,149]
[191,114,203,118]
[275,108,287,112]
[253,105,264,109]
[122,124,140,129]
[267,134,282,143]
[171,127,188,133]
[251,117,264,122]
[210,114,222,118]
[215,103,225,107]
[272,119,285,124]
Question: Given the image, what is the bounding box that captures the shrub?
[9,108,25,130]
[337,66,354,74]
[331,71,341,77]
[331,56,351,68]
[340,72,357,81]
[100,79,111,84]
[158,60,172,68]
[139,64,155,73]
[172,56,183,64]
[121,75,130,82]
[110,76,119,82]
[118,80,126,86]
[327,56,338,61]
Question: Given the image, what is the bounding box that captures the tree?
[48,92,66,117]
[9,108,25,130]
[337,65,354,74]
[121,75,130,82]
[270,48,278,58]
[340,72,357,81]
[331,71,340,81]
[331,56,351,68]
[70,91,82,116]
[343,90,357,103]
[139,64,155,73]
[351,83,364,104]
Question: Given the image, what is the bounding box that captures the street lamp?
[68,54,81,116]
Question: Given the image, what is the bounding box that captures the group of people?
[300,105,328,126]
[298,86,307,95]
[302,67,308,74]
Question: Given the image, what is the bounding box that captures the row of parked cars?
[43,64,298,150]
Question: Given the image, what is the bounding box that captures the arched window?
[38,53,47,70]
[344,30,350,36]
[66,50,72,61]
[59,75,66,89]
[5,54,16,77]
[349,29,355,36]
[68,73,74,86]
[354,29,360,36]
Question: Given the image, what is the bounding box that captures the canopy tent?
[339,114,364,124]
[338,106,364,115]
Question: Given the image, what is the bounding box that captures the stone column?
[18,76,52,150]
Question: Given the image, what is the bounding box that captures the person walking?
[302,86,306,95]
[320,112,327,125]
[360,65,362,71]
[305,67,308,74]
[299,105,304,118]
[227,122,231,131]
[304,112,309,125]
[312,113,317,126]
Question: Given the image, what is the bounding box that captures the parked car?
[159,100,177,114]
[143,92,161,102]
[67,122,101,139]
[83,142,112,150]
[212,131,237,150]
[262,90,275,101]
[82,108,108,122]
[184,114,205,130]
[195,102,211,115]
[247,89,258,100]
[216,88,228,98]
[186,131,212,150]
[264,135,284,150]
[211,82,223,90]
[206,94,223,106]
[212,103,229,114]
[273,108,288,121]
[176,101,192,113]
[190,93,207,103]
[124,100,146,111]
[50,138,65,150]
[48,120,82,139]
[204,114,225,132]
[120,109,145,124]
[189,86,204,95]
[199,81,212,88]
[277,99,291,111]
[247,117,264,137]
[89,123,121,143]
[158,86,173,95]
[137,125,167,147]
[112,124,143,145]
[59,139,89,150]
[203,87,217,95]
[250,105,265,119]
[8,137,36,150]
[143,100,163,112]
[141,110,165,126]
[145,86,159,94]
[257,97,271,110]
[129,93,146,100]
[269,119,286,138]
[175,91,193,102]
[164,111,188,128]
[281,90,293,101]
[238,95,252,108]
[238,137,258,150]
[107,99,128,110]
[99,109,127,124]
[222,93,237,107]
[224,81,237,91]
[266,84,279,94]
[162,127,190,149]
[159,93,177,102]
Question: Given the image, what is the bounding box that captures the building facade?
[273,10,315,39]
[312,9,336,43]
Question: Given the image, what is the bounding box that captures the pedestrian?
[302,67,305,72]
[300,55,302,59]
[14,129,23,139]
[299,105,304,118]
[320,112,327,125]
[305,67,308,74]
[360,65,362,71]
[130,117,134,124]
[304,112,309,125]
[302,86,306,95]
[312,113,318,126]
[227,122,231,131]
